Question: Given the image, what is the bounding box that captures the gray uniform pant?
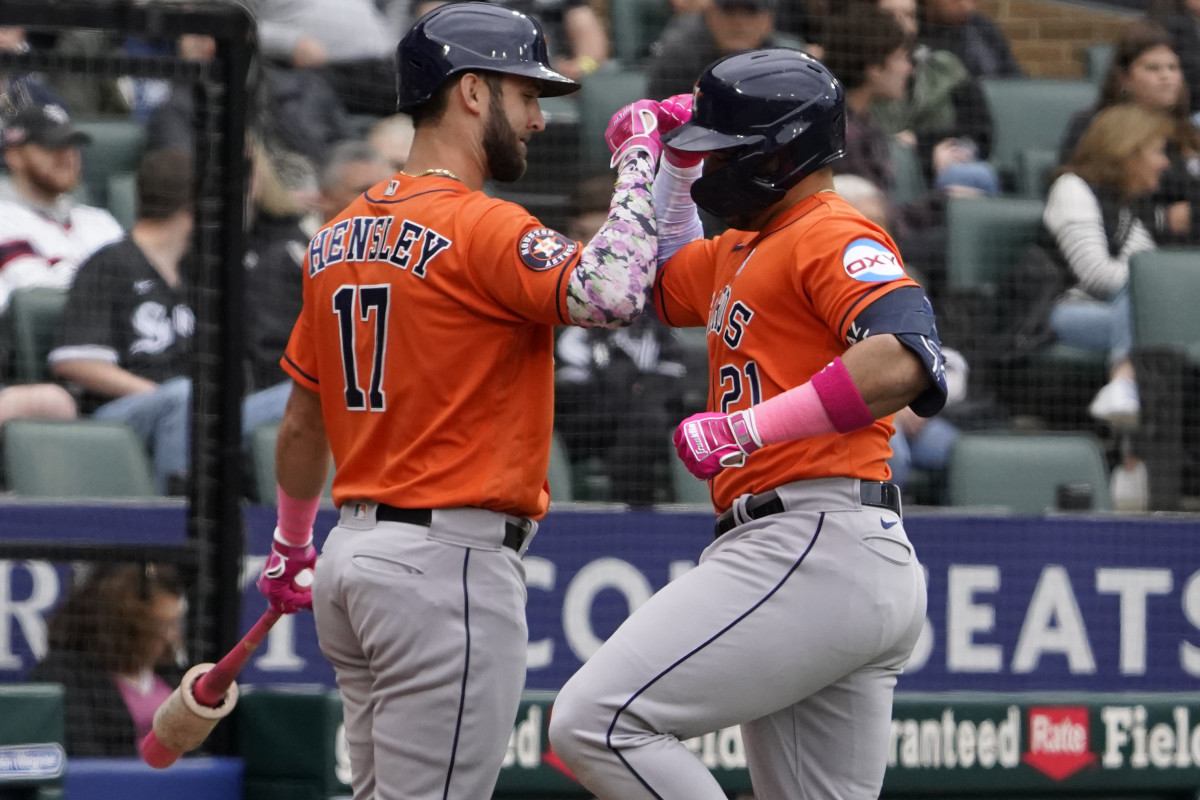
[550,477,927,800]
[313,504,532,800]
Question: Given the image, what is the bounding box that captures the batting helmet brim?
[661,123,760,153]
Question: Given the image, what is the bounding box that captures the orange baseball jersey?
[282,174,583,518]
[654,191,920,512]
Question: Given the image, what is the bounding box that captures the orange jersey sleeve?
[280,175,582,518]
[664,192,921,512]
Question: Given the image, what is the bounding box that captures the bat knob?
[294,568,313,589]
[141,730,181,769]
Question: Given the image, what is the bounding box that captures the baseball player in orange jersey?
[252,4,680,798]
[550,49,948,799]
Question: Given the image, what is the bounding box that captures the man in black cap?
[647,0,805,100]
[0,103,124,314]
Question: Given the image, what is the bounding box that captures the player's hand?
[673,410,762,479]
[605,99,662,168]
[658,94,704,168]
[256,529,317,613]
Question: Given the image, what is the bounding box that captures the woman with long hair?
[1059,19,1200,244]
[28,563,186,756]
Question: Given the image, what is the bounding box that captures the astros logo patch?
[518,228,578,271]
[842,238,904,282]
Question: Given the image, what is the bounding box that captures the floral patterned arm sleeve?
[564,152,657,328]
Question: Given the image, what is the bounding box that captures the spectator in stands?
[0,104,125,314]
[822,5,954,298]
[48,149,197,494]
[493,1,611,81]
[0,27,65,117]
[1150,0,1200,116]
[1058,20,1200,246]
[647,0,802,101]
[873,0,1001,196]
[917,0,1023,79]
[1038,105,1172,433]
[367,113,414,175]
[554,173,690,506]
[246,0,407,116]
[28,562,186,757]
[0,384,76,424]
[317,140,393,225]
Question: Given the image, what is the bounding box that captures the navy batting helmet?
[396,2,580,112]
[662,48,845,219]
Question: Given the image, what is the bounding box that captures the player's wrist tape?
[751,357,874,444]
[276,485,318,547]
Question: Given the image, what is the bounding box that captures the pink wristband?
[810,357,875,433]
[276,485,320,546]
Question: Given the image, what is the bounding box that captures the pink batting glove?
[605,99,662,168]
[658,93,704,168]
[256,528,317,613]
[672,410,763,480]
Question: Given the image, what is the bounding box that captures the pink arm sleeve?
[752,357,875,445]
[276,485,320,546]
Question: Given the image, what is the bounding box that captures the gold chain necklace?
[404,168,461,182]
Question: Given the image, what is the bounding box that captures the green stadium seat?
[7,287,68,383]
[947,431,1112,513]
[888,138,927,205]
[2,419,157,498]
[75,117,147,208]
[1014,147,1058,199]
[577,66,649,174]
[1129,248,1200,362]
[944,197,1106,426]
[548,430,575,504]
[1127,248,1200,510]
[979,78,1096,191]
[105,171,137,230]
[945,196,1044,293]
[249,421,335,506]
[608,0,673,65]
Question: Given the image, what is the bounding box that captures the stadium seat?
[608,0,673,65]
[2,419,157,498]
[249,422,335,506]
[6,287,68,383]
[106,171,138,230]
[943,197,1106,425]
[888,137,927,205]
[945,196,1044,293]
[946,431,1112,514]
[577,66,649,174]
[1129,248,1200,362]
[548,431,574,504]
[1014,147,1058,199]
[979,78,1096,191]
[75,118,147,209]
[1128,248,1200,510]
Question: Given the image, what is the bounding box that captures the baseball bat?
[140,605,284,768]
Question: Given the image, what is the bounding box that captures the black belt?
[714,481,902,539]
[374,504,533,552]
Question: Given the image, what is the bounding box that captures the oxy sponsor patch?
[843,238,904,282]
[519,228,578,271]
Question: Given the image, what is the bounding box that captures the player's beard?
[483,92,527,183]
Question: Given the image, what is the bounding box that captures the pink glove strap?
[276,485,319,546]
[810,357,875,433]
